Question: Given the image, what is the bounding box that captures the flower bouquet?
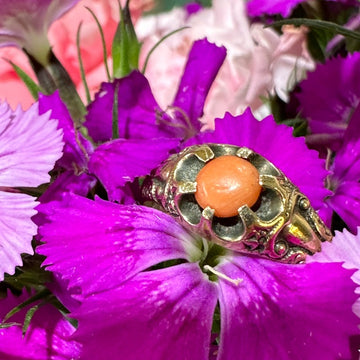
[0,0,360,359]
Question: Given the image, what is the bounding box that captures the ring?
[141,143,332,264]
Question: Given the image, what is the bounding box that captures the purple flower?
[85,39,226,202]
[0,291,81,359]
[308,227,360,325]
[296,52,360,153]
[37,91,95,204]
[38,108,359,359]
[247,0,305,17]
[246,0,357,17]
[318,104,360,233]
[0,101,63,281]
[0,0,79,64]
[85,39,227,142]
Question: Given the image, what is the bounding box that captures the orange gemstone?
[195,155,262,218]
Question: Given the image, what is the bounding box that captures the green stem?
[267,18,360,41]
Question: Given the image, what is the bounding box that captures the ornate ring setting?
[141,143,332,264]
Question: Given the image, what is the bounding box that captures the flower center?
[195,155,262,217]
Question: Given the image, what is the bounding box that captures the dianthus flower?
[38,95,358,359]
[36,91,95,203]
[295,52,360,232]
[135,0,314,129]
[297,52,360,152]
[246,0,358,17]
[0,101,63,281]
[317,104,360,233]
[84,38,226,202]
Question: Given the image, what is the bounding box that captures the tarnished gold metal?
[141,143,332,264]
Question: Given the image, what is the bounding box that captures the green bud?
[112,0,142,78]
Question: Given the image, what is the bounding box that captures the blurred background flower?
[136,0,314,129]
[0,0,154,109]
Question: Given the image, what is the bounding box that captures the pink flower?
[0,101,63,281]
[0,0,153,109]
[0,0,79,59]
[136,0,314,130]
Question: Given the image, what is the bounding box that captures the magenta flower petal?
[85,40,225,143]
[33,171,96,230]
[187,109,330,209]
[320,126,360,232]
[39,171,96,203]
[246,0,356,17]
[247,0,305,17]
[172,39,226,136]
[0,291,81,360]
[309,229,360,282]
[216,256,359,360]
[297,52,360,151]
[309,229,360,323]
[85,71,171,142]
[0,192,36,279]
[39,92,93,170]
[38,194,197,297]
[0,102,63,187]
[71,263,217,360]
[88,137,179,201]
[326,182,360,233]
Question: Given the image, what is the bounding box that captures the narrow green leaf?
[85,6,111,81]
[27,48,87,125]
[8,61,41,100]
[112,82,119,139]
[22,305,39,336]
[3,288,51,322]
[307,27,334,62]
[142,26,190,74]
[76,22,91,104]
[0,322,21,329]
[268,18,360,41]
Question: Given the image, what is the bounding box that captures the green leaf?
[307,27,334,62]
[3,253,52,292]
[268,18,360,41]
[0,322,21,329]
[22,305,39,336]
[27,49,87,125]
[346,37,360,53]
[8,61,41,100]
[3,289,50,322]
[112,0,142,78]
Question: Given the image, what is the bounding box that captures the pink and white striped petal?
[0,191,38,280]
[0,102,63,187]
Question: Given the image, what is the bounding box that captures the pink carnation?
[136,0,314,130]
[0,101,63,280]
